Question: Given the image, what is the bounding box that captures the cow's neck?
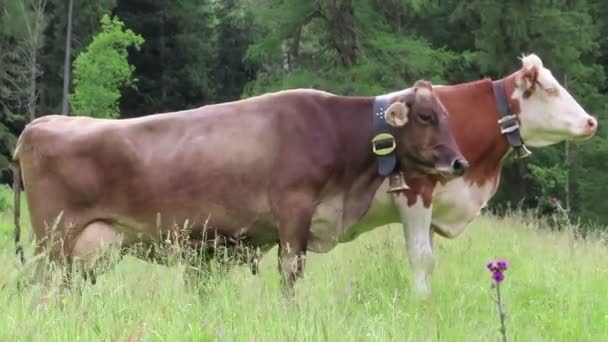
[308,93,409,251]
[435,77,515,186]
[330,93,411,218]
[330,94,394,185]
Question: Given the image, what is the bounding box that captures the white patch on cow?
[521,53,543,71]
[513,54,597,147]
[308,193,345,253]
[398,195,434,297]
[430,177,498,238]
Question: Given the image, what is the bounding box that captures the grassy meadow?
[0,185,607,341]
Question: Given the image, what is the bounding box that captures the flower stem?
[496,283,508,342]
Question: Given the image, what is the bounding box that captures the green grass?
[0,207,607,341]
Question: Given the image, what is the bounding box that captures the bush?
[70,14,144,118]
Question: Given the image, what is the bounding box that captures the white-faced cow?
[362,53,598,298]
[12,80,468,293]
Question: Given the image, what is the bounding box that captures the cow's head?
[384,80,469,177]
[510,54,598,146]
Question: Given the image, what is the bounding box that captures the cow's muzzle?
[436,157,469,177]
[450,158,469,176]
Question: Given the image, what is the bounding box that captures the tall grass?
[0,205,607,341]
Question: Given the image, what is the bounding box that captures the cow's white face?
[512,54,597,147]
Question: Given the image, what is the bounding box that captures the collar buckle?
[371,133,396,156]
[372,96,398,176]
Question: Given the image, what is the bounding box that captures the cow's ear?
[515,64,538,98]
[385,102,409,127]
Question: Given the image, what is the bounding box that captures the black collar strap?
[492,79,532,159]
[371,95,398,176]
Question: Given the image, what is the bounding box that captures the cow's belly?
[308,182,399,253]
[430,177,498,238]
[71,183,279,250]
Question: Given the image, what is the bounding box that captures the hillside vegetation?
[2,0,608,226]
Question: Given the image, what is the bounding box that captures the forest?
[1,0,607,227]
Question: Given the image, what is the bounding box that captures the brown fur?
[13,81,465,292]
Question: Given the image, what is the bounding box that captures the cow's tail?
[13,158,25,265]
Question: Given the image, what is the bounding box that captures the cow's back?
[14,89,361,254]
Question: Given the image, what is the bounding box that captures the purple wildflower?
[548,196,558,206]
[496,260,508,271]
[486,259,508,283]
[486,260,510,342]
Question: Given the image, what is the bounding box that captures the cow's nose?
[451,158,469,176]
[587,117,597,130]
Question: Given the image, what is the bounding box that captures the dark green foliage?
[1,0,608,227]
[113,0,216,115]
[243,0,474,96]
[211,0,257,103]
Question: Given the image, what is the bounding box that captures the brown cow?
[13,80,467,292]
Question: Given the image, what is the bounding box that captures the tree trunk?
[28,43,37,122]
[20,0,47,122]
[323,0,358,67]
[563,75,570,211]
[159,12,167,110]
[61,0,73,115]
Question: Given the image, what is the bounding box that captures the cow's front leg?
[277,228,309,298]
[397,195,434,298]
[277,242,307,298]
[275,193,314,298]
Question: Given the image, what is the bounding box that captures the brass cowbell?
[387,171,410,193]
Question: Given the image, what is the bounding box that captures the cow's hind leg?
[27,212,74,289]
[71,220,124,285]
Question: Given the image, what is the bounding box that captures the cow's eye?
[419,113,434,124]
[545,87,559,96]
